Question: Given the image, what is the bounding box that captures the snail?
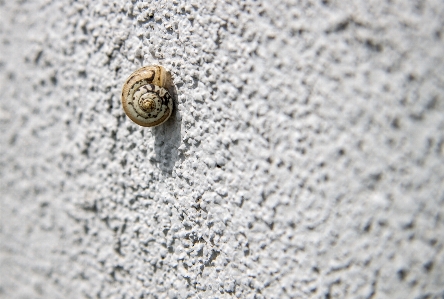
[121,65,173,127]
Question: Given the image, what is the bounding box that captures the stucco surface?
[1,0,444,298]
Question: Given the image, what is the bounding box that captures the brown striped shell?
[121,65,173,127]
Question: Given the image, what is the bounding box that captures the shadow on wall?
[152,83,181,174]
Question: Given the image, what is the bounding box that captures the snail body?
[121,65,173,127]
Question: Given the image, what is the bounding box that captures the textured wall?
[1,0,444,298]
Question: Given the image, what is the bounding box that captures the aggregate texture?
[1,0,444,298]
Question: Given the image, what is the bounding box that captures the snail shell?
[121,65,173,127]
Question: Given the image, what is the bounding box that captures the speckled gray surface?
[1,0,444,298]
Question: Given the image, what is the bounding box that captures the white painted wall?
[1,0,443,298]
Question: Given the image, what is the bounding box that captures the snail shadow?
[151,83,181,175]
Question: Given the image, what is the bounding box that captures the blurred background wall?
[0,0,443,298]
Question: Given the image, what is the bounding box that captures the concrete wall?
[1,0,443,298]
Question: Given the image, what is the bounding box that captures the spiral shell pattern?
[121,65,173,127]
